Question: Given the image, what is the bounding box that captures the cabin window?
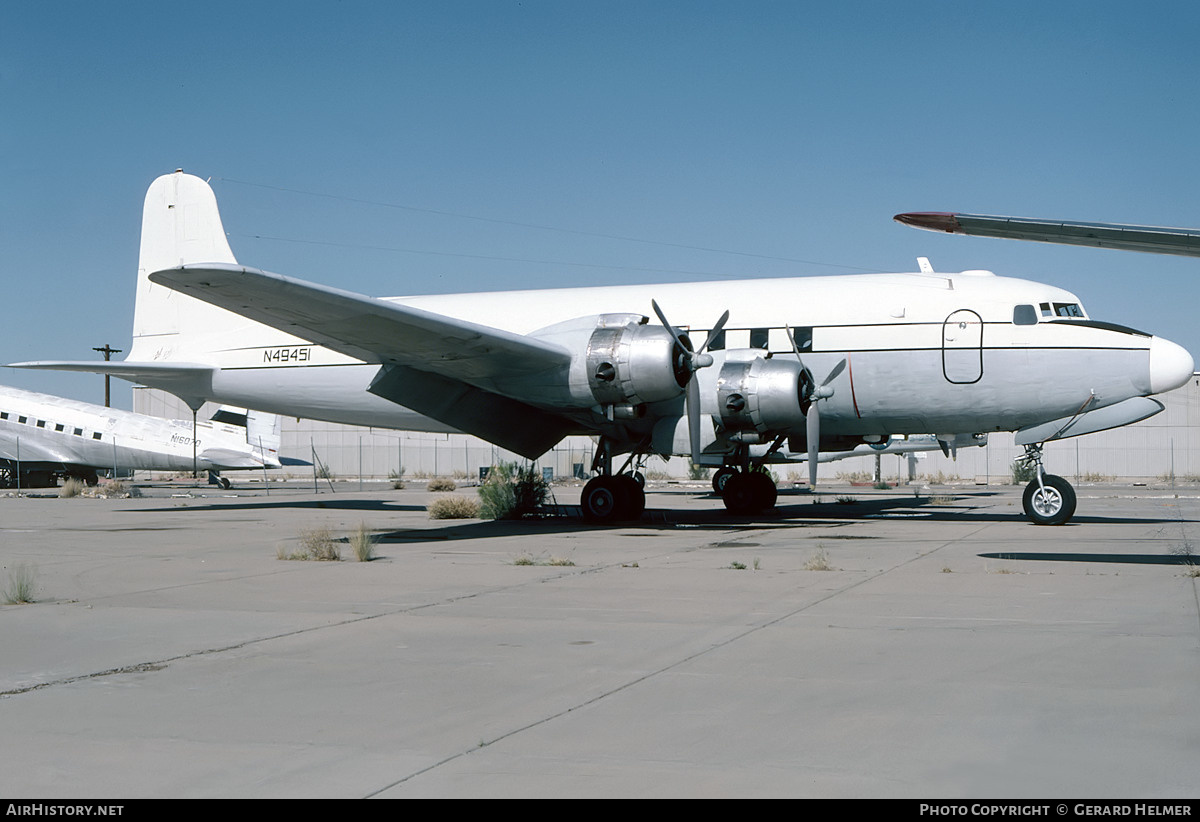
[17,416,27,424]
[55,424,64,432]
[750,328,769,350]
[1013,305,1038,325]
[0,413,8,420]
[36,420,46,428]
[790,326,813,351]
[73,428,83,436]
[706,329,725,351]
[92,432,102,440]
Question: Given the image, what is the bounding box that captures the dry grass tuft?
[428,496,481,519]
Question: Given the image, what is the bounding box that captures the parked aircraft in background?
[0,384,284,489]
[709,432,987,492]
[13,172,1194,524]
[894,212,1200,257]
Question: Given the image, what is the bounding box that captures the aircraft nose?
[1149,336,1194,394]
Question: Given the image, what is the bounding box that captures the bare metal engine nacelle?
[525,313,691,411]
[586,315,690,407]
[716,356,805,443]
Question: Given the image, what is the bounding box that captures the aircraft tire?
[582,476,630,523]
[748,470,777,511]
[615,474,645,520]
[1022,474,1076,525]
[712,466,737,494]
[723,471,776,515]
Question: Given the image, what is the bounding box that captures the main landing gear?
[720,468,777,515]
[580,439,646,524]
[1017,444,1077,526]
[712,443,781,516]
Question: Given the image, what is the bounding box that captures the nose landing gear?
[1018,444,1077,525]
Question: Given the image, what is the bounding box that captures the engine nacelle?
[525,313,691,409]
[586,316,690,406]
[716,356,805,443]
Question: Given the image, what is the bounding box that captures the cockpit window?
[1039,301,1086,319]
[1013,305,1038,325]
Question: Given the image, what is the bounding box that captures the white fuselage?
[0,386,276,473]
[163,269,1187,451]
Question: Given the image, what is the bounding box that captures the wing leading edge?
[148,264,572,380]
[894,212,1200,257]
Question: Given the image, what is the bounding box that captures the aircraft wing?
[894,212,1200,257]
[148,264,572,381]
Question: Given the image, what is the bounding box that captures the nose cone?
[1149,337,1194,394]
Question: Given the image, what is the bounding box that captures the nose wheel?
[1017,444,1076,525]
[1022,473,1076,525]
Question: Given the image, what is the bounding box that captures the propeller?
[652,300,730,463]
[787,325,846,488]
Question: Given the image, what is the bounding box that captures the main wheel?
[614,474,645,520]
[582,476,634,523]
[712,466,737,494]
[722,472,757,514]
[1022,474,1076,525]
[747,470,777,512]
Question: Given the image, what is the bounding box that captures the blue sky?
[4,1,1198,408]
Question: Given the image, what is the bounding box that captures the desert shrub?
[427,478,457,492]
[349,523,377,561]
[428,496,481,519]
[59,478,84,498]
[280,526,341,561]
[1010,461,1037,484]
[3,563,36,604]
[478,462,548,520]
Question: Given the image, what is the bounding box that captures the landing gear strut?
[1018,443,1076,526]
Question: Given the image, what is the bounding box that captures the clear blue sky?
[4,1,1198,409]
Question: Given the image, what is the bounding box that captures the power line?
[215,176,879,273]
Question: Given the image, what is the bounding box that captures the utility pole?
[92,344,123,407]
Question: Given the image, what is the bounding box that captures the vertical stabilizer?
[129,171,245,361]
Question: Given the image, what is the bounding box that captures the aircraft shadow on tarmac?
[127,488,1196,543]
[979,551,1200,567]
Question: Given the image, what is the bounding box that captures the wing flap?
[369,364,574,458]
[148,264,571,381]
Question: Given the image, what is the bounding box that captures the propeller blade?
[698,310,730,356]
[686,375,701,462]
[821,359,847,387]
[807,402,820,487]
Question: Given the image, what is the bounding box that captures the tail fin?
[130,171,268,362]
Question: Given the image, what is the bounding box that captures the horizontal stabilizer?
[895,212,1200,257]
[7,361,215,410]
[197,448,269,469]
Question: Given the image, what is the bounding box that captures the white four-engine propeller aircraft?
[12,172,1195,524]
